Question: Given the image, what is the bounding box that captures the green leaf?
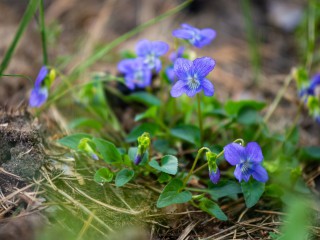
[208,180,242,200]
[158,172,172,183]
[134,106,158,121]
[115,169,134,187]
[127,92,161,106]
[241,180,265,208]
[69,118,103,130]
[237,107,262,125]
[301,146,320,161]
[126,123,159,142]
[157,179,192,208]
[225,100,266,116]
[94,168,113,183]
[93,138,122,163]
[199,198,228,221]
[153,139,177,155]
[57,133,92,150]
[149,155,178,175]
[294,67,309,89]
[170,125,200,145]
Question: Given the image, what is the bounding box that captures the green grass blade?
[241,0,261,84]
[70,0,192,77]
[0,0,40,75]
[39,0,48,65]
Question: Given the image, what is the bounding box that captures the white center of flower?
[145,53,156,68]
[190,32,202,44]
[134,70,144,83]
[240,159,252,175]
[187,74,200,90]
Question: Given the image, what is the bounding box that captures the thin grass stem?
[0,0,40,74]
[39,0,48,65]
[197,93,203,146]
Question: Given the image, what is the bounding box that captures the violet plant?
[2,1,318,237]
[56,23,281,220]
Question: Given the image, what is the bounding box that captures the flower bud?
[78,138,99,160]
[206,151,220,184]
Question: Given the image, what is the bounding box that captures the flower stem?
[197,93,203,146]
[182,147,210,187]
[192,138,244,175]
[193,150,224,175]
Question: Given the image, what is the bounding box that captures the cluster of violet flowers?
[118,40,169,90]
[118,24,268,184]
[28,23,269,184]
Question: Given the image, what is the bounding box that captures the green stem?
[253,73,293,141]
[197,93,203,146]
[0,74,33,84]
[38,75,122,111]
[50,0,193,108]
[70,0,192,76]
[241,0,261,84]
[39,0,48,65]
[0,0,40,74]
[192,138,244,175]
[182,147,211,186]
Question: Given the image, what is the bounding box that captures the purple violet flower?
[134,154,142,165]
[224,142,268,183]
[170,57,215,97]
[300,74,320,97]
[29,66,49,108]
[91,153,99,161]
[172,24,216,48]
[209,168,220,184]
[169,46,185,62]
[166,46,185,82]
[308,74,320,96]
[118,58,152,90]
[136,39,169,72]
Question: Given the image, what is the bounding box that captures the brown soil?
[0,109,46,240]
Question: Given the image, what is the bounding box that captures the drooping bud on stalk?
[134,132,150,165]
[78,138,99,160]
[206,151,220,184]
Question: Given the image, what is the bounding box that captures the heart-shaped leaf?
[149,155,178,175]
[170,125,200,145]
[115,169,134,187]
[157,179,192,208]
[93,138,122,163]
[57,133,92,150]
[241,180,265,208]
[94,168,113,183]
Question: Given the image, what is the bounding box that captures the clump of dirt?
[0,109,45,189]
[0,109,48,240]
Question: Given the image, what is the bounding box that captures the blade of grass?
[240,0,261,84]
[68,0,192,81]
[39,0,48,65]
[0,0,40,75]
[0,74,33,83]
